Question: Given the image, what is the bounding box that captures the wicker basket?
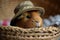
[0,26,60,40]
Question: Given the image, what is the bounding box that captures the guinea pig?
[16,10,43,28]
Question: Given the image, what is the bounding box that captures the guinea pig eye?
[26,15,31,19]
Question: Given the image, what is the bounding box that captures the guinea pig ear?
[10,18,17,26]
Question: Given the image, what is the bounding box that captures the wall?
[0,0,24,20]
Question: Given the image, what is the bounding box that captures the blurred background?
[0,0,60,27]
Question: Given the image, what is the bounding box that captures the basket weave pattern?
[0,26,60,40]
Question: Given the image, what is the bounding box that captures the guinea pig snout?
[33,20,40,27]
[36,22,40,27]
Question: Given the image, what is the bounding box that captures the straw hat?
[10,0,45,26]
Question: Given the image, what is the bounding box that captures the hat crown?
[14,0,35,14]
[20,0,34,7]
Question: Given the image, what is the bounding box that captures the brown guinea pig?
[16,10,43,28]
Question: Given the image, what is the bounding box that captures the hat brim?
[10,7,45,26]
